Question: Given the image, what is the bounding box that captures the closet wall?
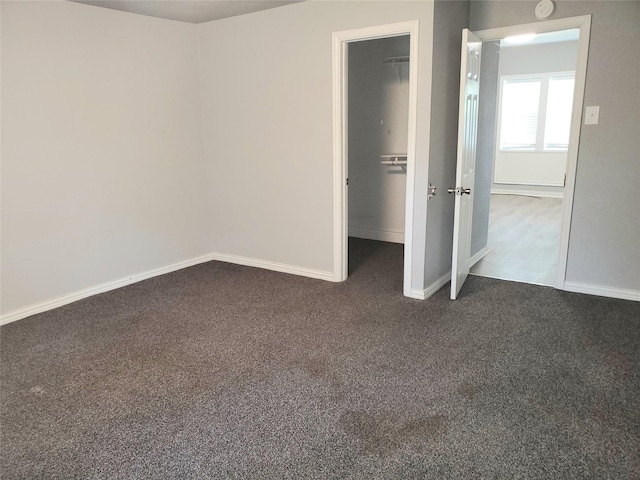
[348,36,410,244]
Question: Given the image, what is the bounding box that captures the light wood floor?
[470,194,563,286]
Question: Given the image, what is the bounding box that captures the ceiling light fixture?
[503,34,537,45]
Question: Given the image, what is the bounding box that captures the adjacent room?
[470,29,580,286]
[2,0,639,477]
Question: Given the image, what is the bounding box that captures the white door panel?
[450,30,481,300]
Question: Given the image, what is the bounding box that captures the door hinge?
[564,174,567,187]
[346,177,349,186]
[428,183,437,200]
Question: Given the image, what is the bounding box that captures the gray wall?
[197,1,437,291]
[424,0,470,287]
[348,37,410,243]
[470,40,500,257]
[1,1,211,316]
[470,0,640,292]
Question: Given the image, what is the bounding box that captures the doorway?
[450,16,591,298]
[471,29,580,286]
[347,35,410,280]
[332,21,419,296]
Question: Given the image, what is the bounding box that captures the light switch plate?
[585,106,600,125]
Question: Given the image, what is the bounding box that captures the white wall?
[1,1,211,317]
[470,0,640,295]
[197,1,436,290]
[348,36,410,244]
[493,151,567,187]
[499,40,579,76]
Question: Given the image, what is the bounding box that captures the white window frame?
[496,71,575,153]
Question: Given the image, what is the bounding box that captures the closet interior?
[347,35,410,254]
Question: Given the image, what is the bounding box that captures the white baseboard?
[469,246,490,269]
[562,281,640,302]
[1,254,215,326]
[407,272,451,300]
[349,227,404,244]
[212,252,335,282]
[491,188,564,199]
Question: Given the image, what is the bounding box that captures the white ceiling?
[69,0,303,24]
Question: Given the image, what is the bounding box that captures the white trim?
[563,282,640,302]
[348,227,404,244]
[469,246,490,269]
[493,180,565,187]
[556,17,590,290]
[403,22,420,298]
[212,252,335,282]
[332,31,348,282]
[474,15,591,292]
[1,254,215,325]
[474,16,592,42]
[408,272,451,300]
[490,188,564,199]
[332,20,420,296]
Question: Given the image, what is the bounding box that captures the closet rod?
[380,160,408,166]
[382,56,410,64]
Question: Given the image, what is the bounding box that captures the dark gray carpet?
[1,238,639,479]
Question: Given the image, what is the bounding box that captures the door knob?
[461,188,471,195]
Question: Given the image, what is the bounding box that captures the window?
[544,75,575,150]
[499,79,541,150]
[498,73,575,152]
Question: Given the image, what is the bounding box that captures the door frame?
[474,15,591,290]
[332,20,420,296]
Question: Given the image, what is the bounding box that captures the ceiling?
[69,0,304,24]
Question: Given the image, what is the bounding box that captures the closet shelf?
[380,154,407,166]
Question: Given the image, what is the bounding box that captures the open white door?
[450,30,481,300]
